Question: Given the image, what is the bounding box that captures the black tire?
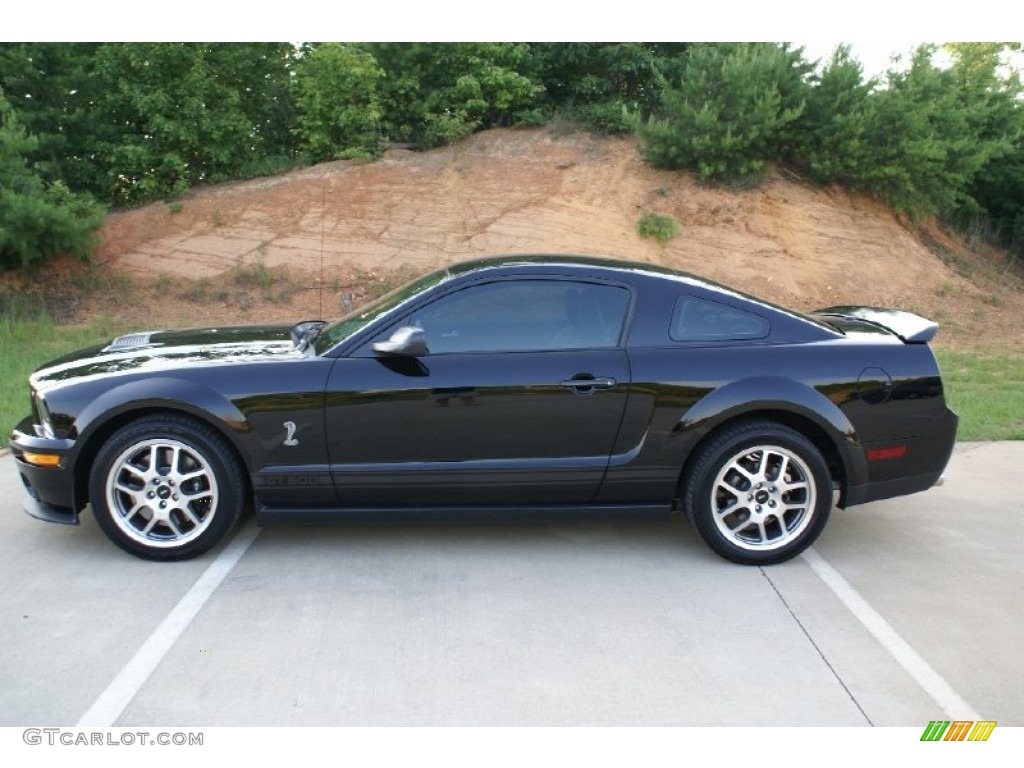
[89,415,247,561]
[682,420,832,565]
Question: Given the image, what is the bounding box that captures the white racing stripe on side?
[802,547,980,721]
[77,521,261,727]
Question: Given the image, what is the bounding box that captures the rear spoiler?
[813,306,938,344]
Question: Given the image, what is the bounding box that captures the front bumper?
[23,495,79,525]
[9,419,80,525]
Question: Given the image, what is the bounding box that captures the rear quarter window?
[670,296,769,342]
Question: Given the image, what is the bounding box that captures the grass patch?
[935,347,1024,441]
[933,244,976,279]
[1,297,128,447]
[981,292,1002,307]
[231,258,273,290]
[636,213,681,243]
[227,258,297,304]
[181,278,210,303]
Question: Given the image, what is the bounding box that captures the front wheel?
[682,421,833,565]
[89,415,247,560]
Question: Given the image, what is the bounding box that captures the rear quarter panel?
[599,271,955,507]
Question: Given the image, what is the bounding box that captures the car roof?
[444,253,769,307]
[444,253,733,294]
[442,254,839,339]
[447,253,683,276]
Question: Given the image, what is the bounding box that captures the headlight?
[32,389,55,439]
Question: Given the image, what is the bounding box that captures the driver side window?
[409,279,629,354]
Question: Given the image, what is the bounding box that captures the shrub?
[639,43,810,183]
[636,213,681,243]
[565,102,635,135]
[1,96,105,270]
[292,43,383,162]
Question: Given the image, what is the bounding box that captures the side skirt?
[257,502,673,526]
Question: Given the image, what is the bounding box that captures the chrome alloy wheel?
[104,438,219,548]
[710,444,816,552]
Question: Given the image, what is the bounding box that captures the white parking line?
[76,521,261,727]
[802,547,980,721]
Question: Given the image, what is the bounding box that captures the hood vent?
[103,332,156,352]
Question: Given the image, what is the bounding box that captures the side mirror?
[372,326,427,357]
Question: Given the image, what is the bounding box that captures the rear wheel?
[683,421,832,565]
[89,415,246,560]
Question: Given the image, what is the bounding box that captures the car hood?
[31,325,304,389]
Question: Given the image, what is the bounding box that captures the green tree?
[365,43,544,147]
[205,43,299,171]
[638,43,811,182]
[0,42,298,204]
[528,42,689,133]
[0,93,105,270]
[944,43,1024,255]
[0,43,107,197]
[92,43,296,203]
[855,45,1011,216]
[789,45,878,184]
[292,43,383,161]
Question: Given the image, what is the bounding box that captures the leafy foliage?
[529,43,689,133]
[0,43,106,196]
[90,43,298,204]
[943,44,1024,257]
[0,94,105,270]
[638,43,811,182]
[292,43,383,161]
[0,41,1022,269]
[855,46,1008,216]
[636,213,681,242]
[794,45,1016,222]
[364,43,543,147]
[789,45,878,184]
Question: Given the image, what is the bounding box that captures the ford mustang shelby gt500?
[11,255,957,564]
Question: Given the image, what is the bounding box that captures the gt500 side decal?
[252,469,332,488]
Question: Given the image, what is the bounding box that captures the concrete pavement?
[0,442,1020,726]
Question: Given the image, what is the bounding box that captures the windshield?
[313,268,451,355]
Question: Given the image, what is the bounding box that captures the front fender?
[71,376,251,463]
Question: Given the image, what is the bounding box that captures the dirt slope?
[86,126,1022,346]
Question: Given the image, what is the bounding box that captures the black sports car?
[10,255,958,564]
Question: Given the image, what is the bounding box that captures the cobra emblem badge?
[283,421,299,447]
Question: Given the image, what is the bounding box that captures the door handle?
[559,376,617,393]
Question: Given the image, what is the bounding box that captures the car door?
[324,277,633,507]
